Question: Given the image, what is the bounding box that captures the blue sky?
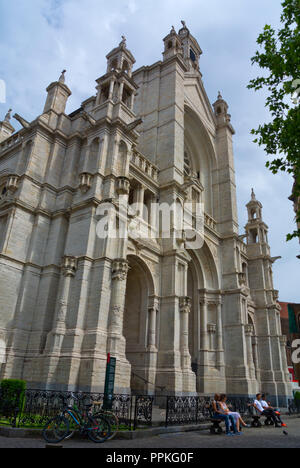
[0,0,299,302]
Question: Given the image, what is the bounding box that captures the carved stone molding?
[245,324,254,336]
[207,323,217,334]
[273,290,279,302]
[180,296,192,313]
[112,259,129,281]
[79,173,93,193]
[62,256,78,277]
[7,175,19,193]
[116,177,130,195]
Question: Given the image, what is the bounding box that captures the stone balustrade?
[0,132,23,154]
[130,150,159,182]
[204,213,217,231]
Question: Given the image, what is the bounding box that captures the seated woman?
[212,394,238,436]
[218,394,250,433]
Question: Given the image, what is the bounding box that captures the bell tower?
[245,189,269,251]
[178,21,202,71]
[95,36,138,113]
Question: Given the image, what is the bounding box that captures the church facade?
[0,24,292,404]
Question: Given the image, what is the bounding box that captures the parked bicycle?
[92,401,119,441]
[42,393,111,444]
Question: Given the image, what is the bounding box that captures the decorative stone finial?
[171,25,176,34]
[4,109,12,122]
[217,91,222,100]
[251,188,256,201]
[59,70,66,84]
[120,35,127,47]
[181,20,187,29]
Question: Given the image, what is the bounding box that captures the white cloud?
[0,0,298,301]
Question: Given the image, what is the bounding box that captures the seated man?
[253,394,284,428]
[261,394,287,427]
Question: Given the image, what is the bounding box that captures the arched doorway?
[123,255,156,393]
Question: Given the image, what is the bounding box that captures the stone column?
[216,301,225,368]
[48,256,78,351]
[118,81,125,102]
[107,259,129,356]
[145,300,159,393]
[199,299,209,366]
[148,304,158,352]
[96,85,102,106]
[149,193,157,239]
[252,336,260,382]
[137,184,145,218]
[245,324,256,379]
[130,92,135,110]
[108,79,115,100]
[180,297,192,370]
[279,335,292,388]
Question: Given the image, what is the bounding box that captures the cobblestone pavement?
[0,417,299,449]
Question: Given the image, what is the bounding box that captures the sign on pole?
[103,353,116,410]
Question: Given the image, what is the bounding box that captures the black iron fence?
[0,389,153,431]
[0,389,292,431]
[165,396,253,426]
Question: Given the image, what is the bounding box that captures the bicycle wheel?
[42,416,70,444]
[63,412,78,441]
[95,411,119,441]
[87,415,111,444]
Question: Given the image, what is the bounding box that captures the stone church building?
[0,24,292,404]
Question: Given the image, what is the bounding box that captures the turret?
[95,37,138,114]
[163,26,183,61]
[178,21,202,71]
[213,92,235,134]
[245,189,268,247]
[0,109,15,143]
[43,70,72,114]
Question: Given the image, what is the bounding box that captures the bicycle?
[92,401,119,441]
[42,394,111,444]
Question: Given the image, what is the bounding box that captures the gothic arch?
[127,254,156,297]
[184,105,218,216]
[124,254,157,392]
[188,241,220,291]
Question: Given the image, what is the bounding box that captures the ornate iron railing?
[165,396,253,426]
[0,389,152,430]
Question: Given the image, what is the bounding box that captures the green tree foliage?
[248,0,300,241]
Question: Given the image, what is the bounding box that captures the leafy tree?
[248,0,300,241]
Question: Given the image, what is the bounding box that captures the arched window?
[110,58,118,71]
[122,60,129,73]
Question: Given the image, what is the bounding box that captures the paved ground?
[0,417,299,449]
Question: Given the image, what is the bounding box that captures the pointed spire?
[251,188,256,201]
[59,70,66,84]
[4,108,12,122]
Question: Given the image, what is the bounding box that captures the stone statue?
[4,109,12,122]
[59,70,66,84]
